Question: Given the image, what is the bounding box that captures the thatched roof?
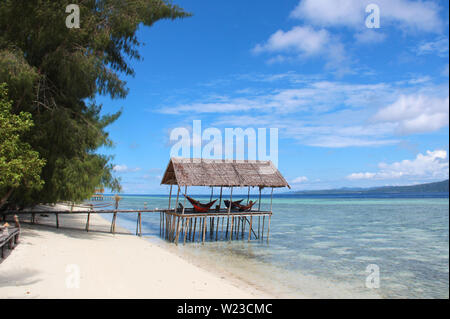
[161,158,290,189]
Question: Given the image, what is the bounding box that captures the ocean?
[92,193,449,298]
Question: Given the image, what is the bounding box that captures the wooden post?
[258,187,262,211]
[174,186,180,212]
[183,218,190,244]
[139,212,142,236]
[267,215,272,243]
[226,187,233,240]
[262,216,265,240]
[86,204,92,232]
[175,186,187,244]
[168,184,173,209]
[270,187,274,212]
[111,194,120,234]
[193,218,197,242]
[248,216,253,241]
[215,215,219,241]
[218,187,223,210]
[258,216,260,239]
[56,213,59,228]
[202,217,207,244]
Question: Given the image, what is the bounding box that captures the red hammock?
[184,195,217,213]
[235,200,257,212]
[223,199,244,210]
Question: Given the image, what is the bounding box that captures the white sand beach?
[0,206,272,299]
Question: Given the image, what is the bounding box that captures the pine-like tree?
[0,0,189,206]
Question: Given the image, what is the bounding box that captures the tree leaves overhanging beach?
[0,0,190,207]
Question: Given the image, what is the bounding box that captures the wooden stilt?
[258,216,260,239]
[56,213,59,228]
[270,187,274,212]
[267,215,272,243]
[230,216,234,240]
[138,212,142,236]
[261,216,265,240]
[248,216,253,241]
[226,187,233,240]
[218,187,223,209]
[193,218,197,242]
[183,218,189,244]
[86,212,91,232]
[202,217,206,244]
[258,187,262,211]
[175,186,188,244]
[168,184,173,209]
[215,216,219,241]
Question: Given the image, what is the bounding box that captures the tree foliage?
[0,83,45,208]
[0,1,189,206]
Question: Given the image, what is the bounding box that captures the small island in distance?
[289,180,449,195]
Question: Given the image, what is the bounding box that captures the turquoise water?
[92,194,449,298]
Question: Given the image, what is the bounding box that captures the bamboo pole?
[261,216,265,240]
[258,187,262,211]
[226,187,233,240]
[168,184,173,209]
[267,215,271,243]
[218,187,223,209]
[270,187,274,212]
[258,216,260,239]
[183,218,189,244]
[193,218,197,242]
[215,215,219,241]
[202,217,206,244]
[175,186,186,244]
[174,186,180,212]
[248,216,253,241]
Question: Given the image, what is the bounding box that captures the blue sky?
[97,0,449,194]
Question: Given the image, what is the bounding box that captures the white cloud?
[347,172,376,180]
[346,149,449,180]
[113,165,141,173]
[253,26,330,56]
[253,25,351,73]
[354,30,387,44]
[160,75,448,148]
[373,94,449,134]
[292,176,309,183]
[290,0,443,32]
[416,37,449,57]
[442,64,449,77]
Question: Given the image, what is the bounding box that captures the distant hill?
[290,180,449,195]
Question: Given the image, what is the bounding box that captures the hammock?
[223,199,244,210]
[236,200,257,212]
[184,195,217,213]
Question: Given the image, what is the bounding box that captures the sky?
[96,0,449,194]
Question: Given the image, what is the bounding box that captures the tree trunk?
[0,188,13,209]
